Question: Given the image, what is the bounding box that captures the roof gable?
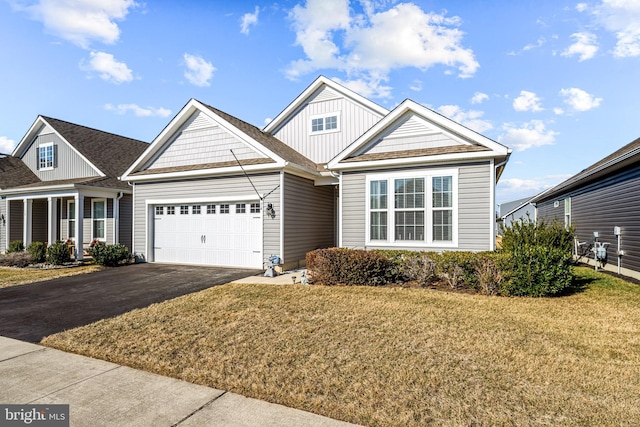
[12,116,148,178]
[328,99,510,170]
[123,99,318,180]
[263,75,388,135]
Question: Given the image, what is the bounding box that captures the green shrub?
[306,248,394,286]
[437,251,480,289]
[46,240,71,265]
[500,246,574,297]
[501,217,574,254]
[27,241,46,263]
[88,242,133,267]
[7,240,24,253]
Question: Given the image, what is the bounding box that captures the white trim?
[338,172,343,247]
[122,99,287,180]
[329,151,503,172]
[67,199,76,241]
[279,171,284,263]
[38,142,55,171]
[145,194,260,206]
[327,99,510,169]
[91,198,107,242]
[489,158,495,250]
[364,168,459,249]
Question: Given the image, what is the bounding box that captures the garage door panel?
[153,202,262,268]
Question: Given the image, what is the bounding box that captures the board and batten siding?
[119,194,134,250]
[0,200,6,250]
[272,86,384,164]
[21,132,99,180]
[8,200,24,244]
[282,173,335,267]
[132,173,281,266]
[537,163,640,275]
[341,161,493,252]
[145,111,267,171]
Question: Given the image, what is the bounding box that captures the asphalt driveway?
[0,263,259,343]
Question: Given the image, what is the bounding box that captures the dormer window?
[310,112,340,134]
[38,142,55,170]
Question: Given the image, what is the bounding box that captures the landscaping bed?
[42,267,640,426]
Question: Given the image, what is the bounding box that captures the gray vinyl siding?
[119,194,133,250]
[357,113,464,156]
[283,173,335,265]
[132,173,281,265]
[272,86,384,164]
[9,200,23,243]
[537,163,640,274]
[145,111,267,170]
[21,132,99,180]
[341,161,493,252]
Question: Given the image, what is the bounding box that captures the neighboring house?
[122,76,511,269]
[0,116,148,259]
[497,196,536,234]
[532,137,640,279]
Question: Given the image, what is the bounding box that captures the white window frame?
[38,142,55,170]
[67,200,76,241]
[365,169,459,248]
[91,198,107,242]
[309,112,341,135]
[564,197,571,229]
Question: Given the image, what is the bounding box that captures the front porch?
[5,190,122,260]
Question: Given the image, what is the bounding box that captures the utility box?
[614,226,621,236]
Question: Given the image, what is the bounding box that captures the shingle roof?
[133,158,276,176]
[6,176,130,191]
[0,155,40,189]
[532,136,640,202]
[343,144,490,163]
[42,116,149,177]
[200,103,319,172]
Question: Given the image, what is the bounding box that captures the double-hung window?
[92,199,106,241]
[67,201,76,240]
[38,143,55,170]
[367,170,457,246]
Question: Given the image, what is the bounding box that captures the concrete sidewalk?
[0,336,357,427]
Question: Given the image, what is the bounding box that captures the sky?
[1,0,639,207]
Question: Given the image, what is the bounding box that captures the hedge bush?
[88,242,133,267]
[27,241,47,263]
[47,240,71,265]
[306,248,394,286]
[7,240,24,253]
[0,252,33,268]
[501,246,574,297]
[501,217,574,253]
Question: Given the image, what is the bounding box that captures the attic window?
[310,112,340,134]
[38,142,55,170]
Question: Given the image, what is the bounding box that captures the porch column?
[75,194,84,260]
[113,195,118,244]
[23,198,32,247]
[47,197,57,246]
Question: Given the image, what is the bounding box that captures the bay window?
[367,170,457,246]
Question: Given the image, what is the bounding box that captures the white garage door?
[153,202,262,268]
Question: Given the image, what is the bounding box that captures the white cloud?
[183,53,216,87]
[104,103,171,117]
[576,3,589,12]
[498,120,558,151]
[595,0,640,57]
[436,105,493,133]
[286,0,478,96]
[12,0,137,49]
[409,79,423,92]
[0,136,16,154]
[498,174,572,197]
[523,37,547,51]
[561,32,598,61]
[559,87,602,111]
[513,90,543,112]
[82,51,133,84]
[471,92,489,104]
[333,74,393,99]
[240,6,259,35]
[553,107,565,115]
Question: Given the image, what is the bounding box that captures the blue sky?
[1,0,639,206]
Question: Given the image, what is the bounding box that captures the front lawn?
[42,267,640,426]
[0,265,104,288]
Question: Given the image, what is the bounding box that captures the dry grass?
[42,267,640,426]
[0,265,104,288]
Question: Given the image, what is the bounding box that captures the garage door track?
[0,263,259,343]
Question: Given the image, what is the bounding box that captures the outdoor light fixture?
[0,214,5,226]
[266,203,276,219]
